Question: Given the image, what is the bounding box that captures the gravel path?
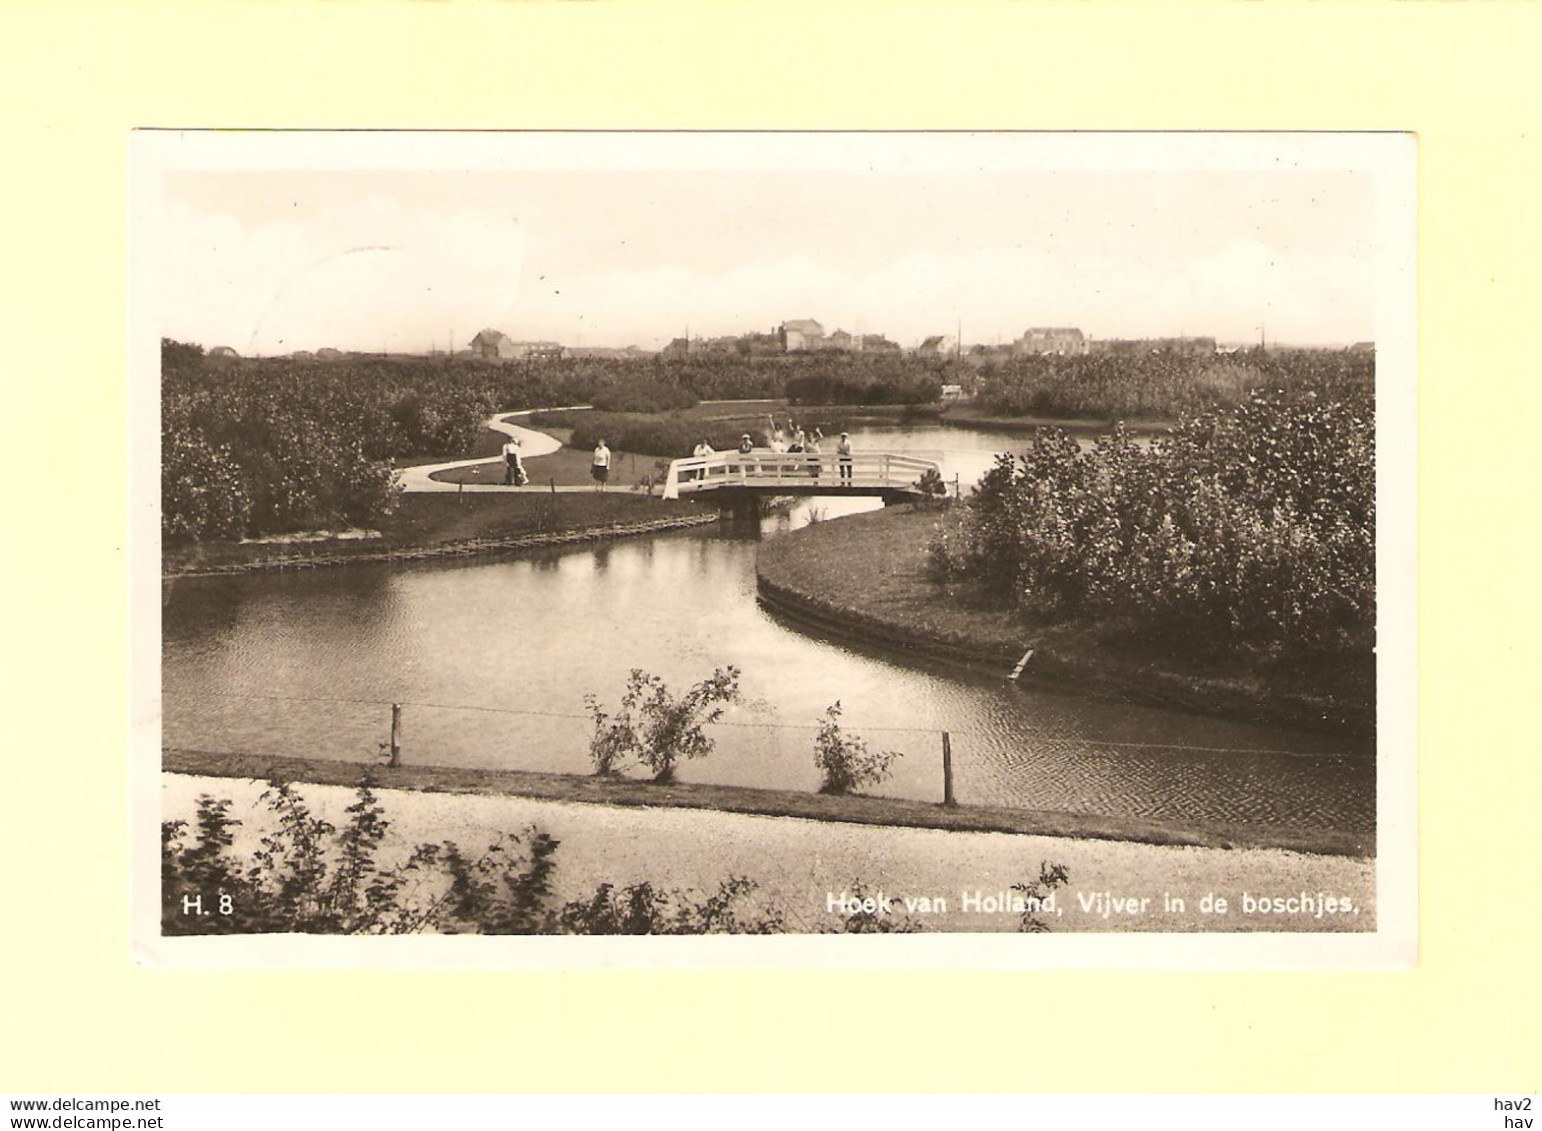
[163,773,1375,934]
[396,408,595,494]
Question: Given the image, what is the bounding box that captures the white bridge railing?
[662,450,940,500]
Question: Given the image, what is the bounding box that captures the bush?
[162,781,786,935]
[590,378,697,414]
[160,346,597,540]
[163,780,1069,935]
[929,381,1375,666]
[812,701,901,795]
[584,666,742,782]
[161,781,559,934]
[973,347,1371,421]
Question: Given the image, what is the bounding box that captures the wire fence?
[159,687,1375,832]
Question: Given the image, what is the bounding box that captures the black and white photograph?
[131,131,1415,962]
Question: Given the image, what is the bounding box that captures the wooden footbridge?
[662,450,941,504]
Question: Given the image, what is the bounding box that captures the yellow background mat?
[4,0,1537,1094]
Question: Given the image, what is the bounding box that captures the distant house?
[827,329,859,352]
[207,345,241,360]
[469,329,517,360]
[315,347,343,361]
[290,350,314,361]
[1350,341,1375,353]
[1017,328,1088,356]
[468,330,563,361]
[518,341,565,361]
[779,319,825,352]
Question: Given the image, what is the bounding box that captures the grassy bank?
[163,749,1369,857]
[164,491,711,574]
[756,505,1374,738]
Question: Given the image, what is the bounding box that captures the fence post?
[941,730,956,808]
[389,703,402,767]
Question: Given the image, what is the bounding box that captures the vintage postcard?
[129,130,1416,967]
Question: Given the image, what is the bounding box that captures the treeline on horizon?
[160,339,1374,542]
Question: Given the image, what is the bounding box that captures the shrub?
[914,466,948,500]
[929,383,1375,667]
[161,780,561,935]
[162,782,787,935]
[556,876,783,934]
[1013,862,1071,933]
[583,666,742,782]
[590,378,697,414]
[163,781,1069,935]
[812,701,901,796]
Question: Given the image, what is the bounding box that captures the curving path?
[396,407,592,494]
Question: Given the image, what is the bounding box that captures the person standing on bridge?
[737,432,758,480]
[689,438,715,483]
[591,439,611,492]
[501,435,527,486]
[837,432,853,484]
[805,428,824,479]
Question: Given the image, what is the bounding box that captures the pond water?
[162,421,1374,836]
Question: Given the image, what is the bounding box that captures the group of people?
[683,416,854,485]
[505,431,614,492]
[501,435,529,486]
[509,422,856,493]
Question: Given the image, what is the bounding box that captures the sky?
[160,168,1377,354]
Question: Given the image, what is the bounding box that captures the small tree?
[915,465,948,500]
[584,692,637,777]
[1012,862,1070,933]
[813,701,901,795]
[585,666,742,782]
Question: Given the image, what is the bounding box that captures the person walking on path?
[502,435,527,486]
[591,439,611,492]
[837,431,853,484]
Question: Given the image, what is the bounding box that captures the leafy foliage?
[556,877,784,935]
[589,378,697,414]
[1013,862,1071,933]
[162,781,779,935]
[160,781,559,934]
[585,667,742,781]
[929,381,1375,667]
[163,781,1070,935]
[784,363,943,406]
[812,701,902,796]
[973,346,1373,420]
